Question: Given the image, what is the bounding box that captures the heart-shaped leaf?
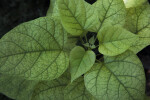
[84,51,145,100]
[57,0,99,36]
[125,5,150,53]
[70,46,96,82]
[98,26,138,56]
[93,0,126,32]
[0,17,69,80]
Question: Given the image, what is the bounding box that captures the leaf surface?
[57,0,99,36]
[0,17,69,80]
[46,0,59,19]
[98,26,138,56]
[64,77,95,100]
[125,6,150,53]
[31,72,70,100]
[93,0,126,32]
[84,51,145,100]
[0,74,38,100]
[70,46,96,82]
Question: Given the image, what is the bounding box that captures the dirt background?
[0,0,150,99]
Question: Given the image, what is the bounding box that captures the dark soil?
[0,0,150,100]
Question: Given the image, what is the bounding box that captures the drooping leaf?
[57,0,99,36]
[0,74,38,100]
[125,5,150,53]
[84,51,145,100]
[93,0,126,32]
[31,72,70,100]
[70,46,96,82]
[64,77,95,100]
[98,26,138,56]
[0,17,69,80]
[123,0,148,8]
[46,0,59,19]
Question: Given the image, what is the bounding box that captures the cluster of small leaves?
[0,0,149,100]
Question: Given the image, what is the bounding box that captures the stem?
[96,59,101,63]
[80,36,84,44]
[85,34,88,43]
[96,53,101,56]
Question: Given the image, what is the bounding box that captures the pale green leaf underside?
[70,46,96,82]
[84,51,145,100]
[0,74,38,100]
[57,0,99,36]
[93,0,126,32]
[0,17,69,80]
[64,77,95,100]
[31,72,70,100]
[123,0,148,8]
[98,26,138,56]
[46,0,59,19]
[125,6,150,53]
[46,0,56,16]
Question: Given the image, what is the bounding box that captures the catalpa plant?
[0,0,149,100]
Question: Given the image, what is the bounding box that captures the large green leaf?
[125,5,150,53]
[57,0,99,36]
[123,0,148,8]
[98,26,138,56]
[64,77,95,100]
[70,46,96,82]
[84,51,145,100]
[31,72,70,100]
[0,17,69,80]
[93,0,126,32]
[0,74,38,100]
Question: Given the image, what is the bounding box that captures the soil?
[0,0,150,100]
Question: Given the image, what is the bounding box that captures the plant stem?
[85,34,88,43]
[80,36,84,44]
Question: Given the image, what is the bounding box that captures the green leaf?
[93,0,126,32]
[57,0,99,36]
[84,51,145,100]
[46,0,55,16]
[98,26,138,56]
[0,74,38,100]
[0,17,69,80]
[31,72,70,100]
[123,0,148,8]
[70,46,96,82]
[46,0,59,19]
[89,36,96,45]
[125,6,150,53]
[64,77,95,100]
[83,43,96,49]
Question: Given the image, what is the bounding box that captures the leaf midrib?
[0,49,63,59]
[62,0,84,31]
